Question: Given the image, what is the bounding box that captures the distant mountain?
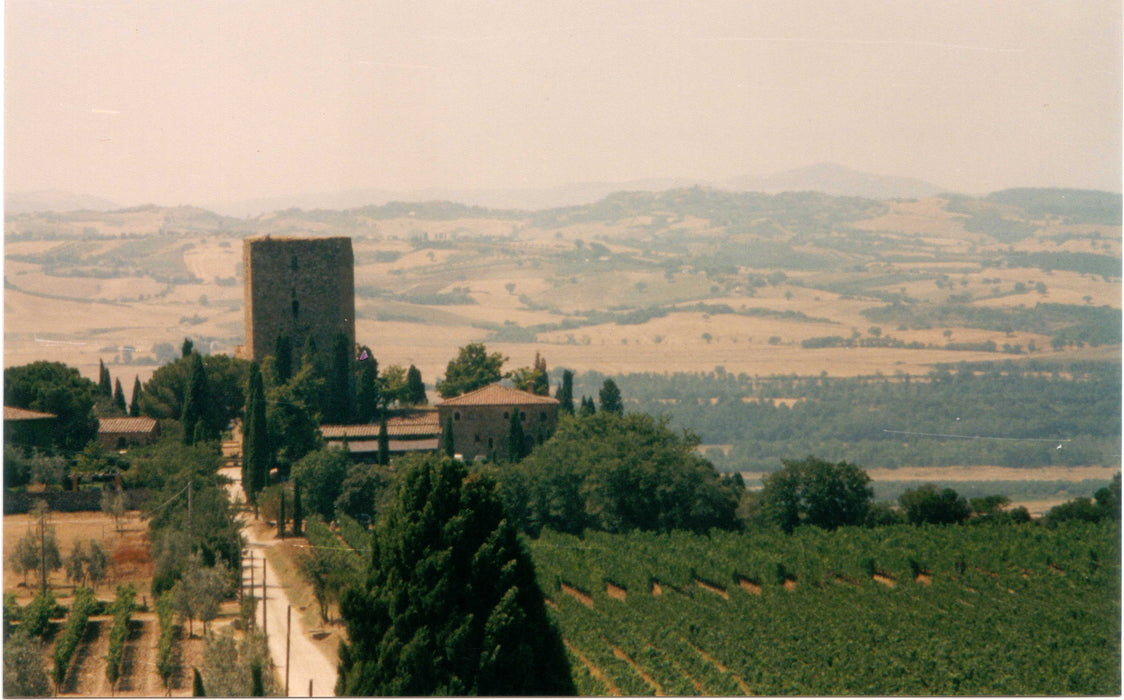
[724,163,946,200]
[5,190,119,214]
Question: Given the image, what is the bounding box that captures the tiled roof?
[3,406,56,421]
[436,384,558,407]
[97,417,158,434]
[321,412,441,439]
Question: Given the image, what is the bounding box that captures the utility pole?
[187,480,193,531]
[285,605,291,696]
[39,507,47,595]
[249,551,255,629]
[262,560,267,640]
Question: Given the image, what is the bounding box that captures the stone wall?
[242,236,355,363]
[437,404,557,461]
[3,488,150,514]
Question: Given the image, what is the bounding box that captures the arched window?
[454,411,461,421]
[291,299,300,317]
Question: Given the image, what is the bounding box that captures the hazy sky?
[5,0,1122,208]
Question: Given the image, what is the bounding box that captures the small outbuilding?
[97,416,160,450]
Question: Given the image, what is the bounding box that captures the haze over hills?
[3,163,955,217]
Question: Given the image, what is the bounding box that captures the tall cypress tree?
[113,378,127,414]
[336,457,575,696]
[556,369,574,415]
[129,376,142,417]
[355,349,379,423]
[182,353,208,445]
[292,482,303,537]
[274,333,292,385]
[98,359,112,397]
[405,365,427,406]
[326,331,353,423]
[377,416,389,466]
[442,415,456,458]
[242,363,270,504]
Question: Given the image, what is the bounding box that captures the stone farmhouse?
[436,384,559,461]
[97,416,160,451]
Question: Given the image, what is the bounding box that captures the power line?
[883,429,1071,443]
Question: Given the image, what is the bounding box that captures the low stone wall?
[3,489,150,515]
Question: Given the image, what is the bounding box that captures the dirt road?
[220,431,339,697]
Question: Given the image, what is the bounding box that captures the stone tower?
[240,236,355,365]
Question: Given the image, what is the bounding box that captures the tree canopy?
[436,343,507,399]
[899,483,972,525]
[4,361,99,452]
[494,412,743,535]
[336,456,574,696]
[759,456,873,533]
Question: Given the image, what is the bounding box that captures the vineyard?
[527,521,1120,695]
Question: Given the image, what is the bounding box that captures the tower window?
[291,299,300,317]
[291,255,299,271]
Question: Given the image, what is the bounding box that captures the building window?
[291,255,299,271]
[291,299,300,318]
[503,411,509,419]
[454,411,461,421]
[540,411,547,421]
[474,434,481,443]
[487,437,494,449]
[520,411,527,421]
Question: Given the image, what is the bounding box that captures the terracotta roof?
[321,412,441,439]
[97,417,158,434]
[3,406,56,421]
[436,384,558,407]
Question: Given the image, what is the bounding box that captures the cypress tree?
[129,376,141,417]
[405,365,427,405]
[98,359,112,397]
[442,415,456,458]
[278,490,286,539]
[250,661,264,697]
[336,457,575,696]
[182,353,208,445]
[113,378,127,413]
[355,349,379,422]
[274,333,292,385]
[507,409,526,462]
[292,482,303,537]
[599,378,623,415]
[243,363,270,504]
[556,369,574,414]
[377,416,390,466]
[326,331,353,423]
[181,338,194,358]
[192,668,206,697]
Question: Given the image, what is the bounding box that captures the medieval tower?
[239,236,355,365]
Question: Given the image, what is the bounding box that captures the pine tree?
[98,359,112,397]
[599,378,623,415]
[113,378,127,413]
[507,409,527,462]
[556,369,575,414]
[242,363,270,504]
[129,376,141,417]
[377,416,389,466]
[336,457,575,696]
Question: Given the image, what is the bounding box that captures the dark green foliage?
[156,593,177,690]
[442,414,455,458]
[495,412,743,535]
[377,416,389,466]
[325,331,353,423]
[578,395,596,416]
[292,447,350,521]
[354,348,379,421]
[899,484,971,525]
[598,378,623,414]
[250,662,263,697]
[242,363,270,503]
[182,338,194,358]
[99,358,112,397]
[139,353,250,434]
[4,631,50,697]
[274,333,293,385]
[557,369,575,414]
[278,489,286,538]
[512,352,550,396]
[265,367,323,478]
[193,668,206,697]
[436,342,507,398]
[105,584,136,690]
[760,456,873,533]
[52,587,94,690]
[20,590,57,640]
[4,360,100,452]
[129,375,141,416]
[112,377,127,413]
[404,364,427,405]
[292,482,304,536]
[336,456,575,696]
[985,187,1122,225]
[334,462,396,523]
[507,408,527,462]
